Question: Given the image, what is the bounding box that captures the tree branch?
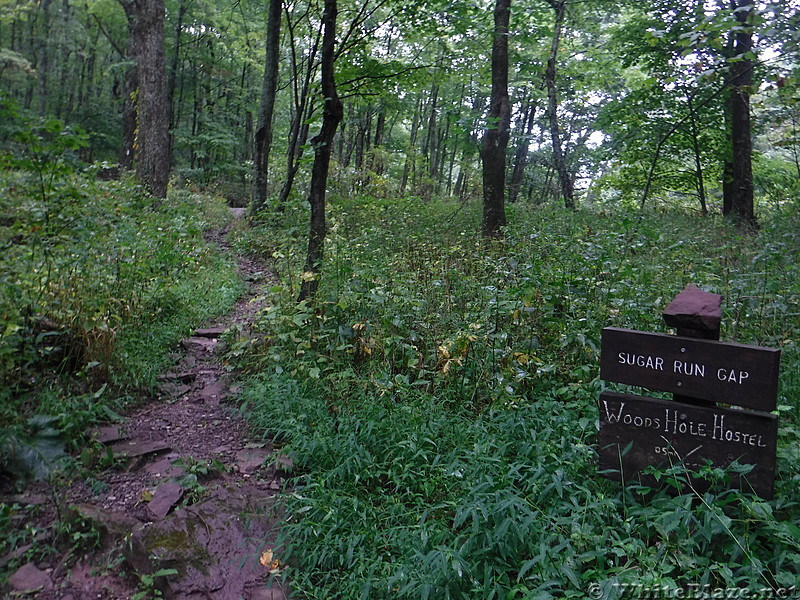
[91,13,126,58]
[339,63,435,88]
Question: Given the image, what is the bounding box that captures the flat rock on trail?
[2,211,289,599]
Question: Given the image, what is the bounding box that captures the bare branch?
[339,63,435,88]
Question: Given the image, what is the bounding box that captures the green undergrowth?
[0,99,243,483]
[236,196,800,597]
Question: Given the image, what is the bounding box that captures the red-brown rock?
[146,482,184,521]
[9,562,54,593]
[663,284,722,333]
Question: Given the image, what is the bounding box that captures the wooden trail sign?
[599,391,778,498]
[600,327,781,412]
[597,285,781,499]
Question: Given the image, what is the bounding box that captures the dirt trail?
[2,210,289,599]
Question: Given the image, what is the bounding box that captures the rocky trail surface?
[1,210,290,599]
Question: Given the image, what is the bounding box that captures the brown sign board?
[598,391,778,499]
[600,327,781,412]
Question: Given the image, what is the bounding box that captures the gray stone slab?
[146,482,184,521]
[109,439,171,459]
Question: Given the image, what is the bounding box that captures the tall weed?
[236,195,800,597]
[0,101,242,469]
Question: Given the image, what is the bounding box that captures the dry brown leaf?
[259,549,274,567]
[259,549,283,574]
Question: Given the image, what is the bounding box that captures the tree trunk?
[298,0,343,302]
[422,85,439,173]
[722,94,734,215]
[455,94,484,201]
[278,16,320,208]
[119,0,170,199]
[508,100,536,203]
[480,0,511,238]
[400,93,423,195]
[435,114,450,192]
[341,106,357,168]
[252,0,282,215]
[686,93,708,216]
[119,65,137,170]
[278,101,313,207]
[37,0,52,116]
[545,0,574,209]
[166,0,187,164]
[372,108,386,175]
[353,108,368,173]
[24,10,36,109]
[373,110,386,147]
[724,0,755,226]
[446,128,459,195]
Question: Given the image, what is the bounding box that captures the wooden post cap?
[663,284,722,333]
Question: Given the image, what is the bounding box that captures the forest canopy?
[0,0,797,218]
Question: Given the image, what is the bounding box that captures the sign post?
[598,285,781,499]
[663,284,721,407]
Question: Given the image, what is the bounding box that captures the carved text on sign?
[601,328,780,411]
[598,392,778,498]
[601,400,770,448]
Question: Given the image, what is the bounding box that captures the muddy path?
[2,210,289,599]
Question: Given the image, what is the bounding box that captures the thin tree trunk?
[435,114,450,191]
[37,0,52,116]
[364,108,373,153]
[252,0,282,215]
[720,29,735,216]
[278,101,313,207]
[508,101,536,203]
[55,0,74,119]
[400,93,423,194]
[167,0,187,164]
[337,106,348,161]
[454,94,485,200]
[373,110,386,146]
[790,112,800,179]
[454,155,467,199]
[422,84,439,171]
[372,108,386,175]
[79,23,99,110]
[278,14,320,208]
[480,0,511,238]
[340,104,357,167]
[243,109,253,163]
[545,0,574,209]
[446,133,458,196]
[686,93,708,216]
[189,59,198,169]
[298,0,343,302]
[24,9,36,109]
[93,9,136,168]
[539,164,555,204]
[354,108,368,172]
[119,66,137,170]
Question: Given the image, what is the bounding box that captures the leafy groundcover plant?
[234,194,800,599]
